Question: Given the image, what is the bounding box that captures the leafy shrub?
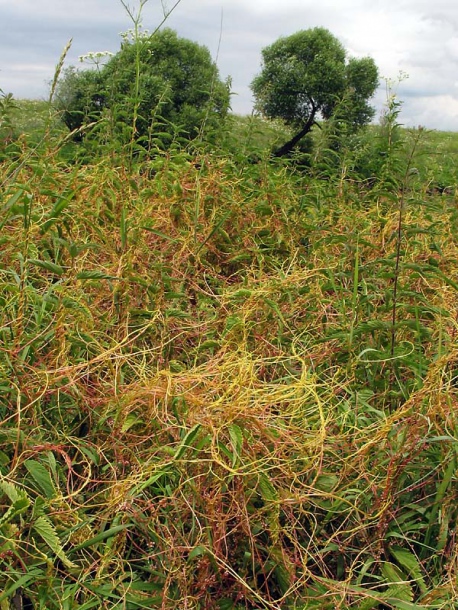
[56,28,231,153]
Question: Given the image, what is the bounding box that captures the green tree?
[56,68,106,138]
[251,28,379,157]
[56,28,230,150]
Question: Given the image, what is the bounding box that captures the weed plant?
[1,22,458,610]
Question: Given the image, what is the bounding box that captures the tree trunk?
[273,110,317,158]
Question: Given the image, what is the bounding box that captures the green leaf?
[32,496,46,519]
[381,562,414,604]
[129,467,172,496]
[224,315,243,335]
[188,545,208,560]
[315,474,339,492]
[218,598,239,610]
[228,424,243,468]
[230,289,252,299]
[0,188,26,230]
[385,600,427,610]
[274,564,291,595]
[28,258,65,275]
[0,569,42,603]
[77,270,119,280]
[0,450,9,466]
[196,210,232,253]
[227,253,252,264]
[262,297,286,325]
[121,413,144,433]
[24,459,56,499]
[173,424,201,460]
[389,546,427,594]
[34,515,77,568]
[71,524,132,552]
[41,191,75,234]
[141,226,179,243]
[0,479,21,503]
[0,480,30,527]
[258,473,278,502]
[120,206,128,249]
[164,308,190,318]
[197,339,220,351]
[353,595,381,610]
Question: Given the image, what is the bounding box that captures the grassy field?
[0,97,458,609]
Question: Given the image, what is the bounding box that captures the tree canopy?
[251,28,379,157]
[56,29,231,150]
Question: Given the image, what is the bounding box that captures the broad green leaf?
[72,598,102,610]
[0,450,9,466]
[381,561,408,584]
[188,545,208,560]
[120,206,128,249]
[197,339,220,351]
[34,515,77,568]
[32,496,46,519]
[384,584,415,604]
[164,308,190,318]
[0,188,26,230]
[2,188,25,213]
[385,600,427,610]
[121,413,144,433]
[24,459,56,499]
[381,562,413,604]
[224,315,243,335]
[315,474,339,492]
[28,258,65,275]
[0,480,29,527]
[227,253,251,263]
[218,598,239,610]
[164,291,187,300]
[173,424,201,460]
[0,496,29,528]
[228,424,243,468]
[0,479,21,503]
[262,297,286,325]
[130,468,172,496]
[41,191,75,234]
[77,270,119,280]
[389,546,427,594]
[353,595,381,610]
[258,473,278,502]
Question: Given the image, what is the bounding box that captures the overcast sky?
[1,0,458,130]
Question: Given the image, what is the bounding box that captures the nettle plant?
[0,89,18,156]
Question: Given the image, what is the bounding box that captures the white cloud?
[401,94,458,130]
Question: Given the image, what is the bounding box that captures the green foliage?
[0,89,19,158]
[56,28,230,153]
[1,50,458,609]
[251,27,378,156]
[55,66,106,135]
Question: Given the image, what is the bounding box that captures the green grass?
[0,99,458,609]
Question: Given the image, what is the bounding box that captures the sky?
[1,0,458,131]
